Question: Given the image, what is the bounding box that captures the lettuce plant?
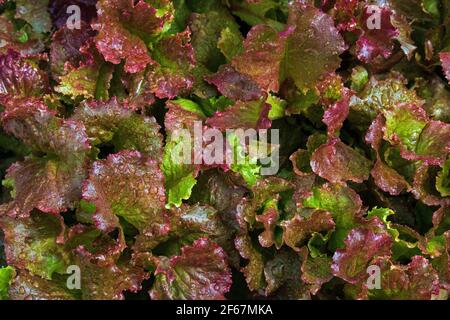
[0,0,449,300]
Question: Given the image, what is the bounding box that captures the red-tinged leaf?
[365,114,385,152]
[432,251,450,291]
[74,247,148,300]
[281,210,335,251]
[439,52,450,83]
[431,207,450,238]
[3,157,88,217]
[239,177,294,227]
[150,238,232,300]
[146,30,196,99]
[255,203,279,248]
[8,271,76,300]
[428,227,450,290]
[120,70,157,110]
[303,183,365,250]
[334,0,359,31]
[356,37,390,65]
[206,99,271,131]
[366,115,409,195]
[0,50,49,103]
[323,88,352,137]
[289,133,327,177]
[235,180,293,285]
[0,212,70,280]
[165,100,206,134]
[231,24,285,92]
[1,100,90,217]
[5,220,140,300]
[264,249,303,296]
[188,6,242,98]
[189,170,248,223]
[93,0,165,73]
[289,149,313,176]
[384,103,429,151]
[349,74,424,130]
[311,138,372,184]
[299,247,333,295]
[234,233,265,293]
[400,121,450,166]
[55,40,114,99]
[49,0,98,29]
[356,5,399,63]
[71,98,163,160]
[420,208,450,286]
[0,0,448,302]
[332,226,392,284]
[0,17,16,55]
[148,66,193,99]
[371,160,409,196]
[168,205,234,262]
[391,10,416,60]
[205,65,263,101]
[162,100,205,208]
[284,3,346,92]
[412,164,450,207]
[361,256,440,300]
[1,100,89,156]
[291,174,317,206]
[0,17,45,57]
[64,224,126,265]
[315,73,345,106]
[82,150,167,233]
[50,22,96,78]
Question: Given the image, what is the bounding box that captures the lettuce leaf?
[150,238,232,300]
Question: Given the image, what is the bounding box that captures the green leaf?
[170,98,206,118]
[56,59,114,100]
[189,3,241,74]
[228,0,287,32]
[167,0,190,34]
[0,266,14,300]
[349,75,423,129]
[267,94,287,120]
[228,132,261,186]
[0,213,70,280]
[367,207,420,260]
[437,156,450,197]
[422,0,440,19]
[163,135,198,208]
[307,231,333,258]
[71,98,163,159]
[384,104,428,151]
[350,66,369,92]
[217,27,244,61]
[303,183,362,250]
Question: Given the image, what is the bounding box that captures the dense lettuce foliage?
[0,0,449,300]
